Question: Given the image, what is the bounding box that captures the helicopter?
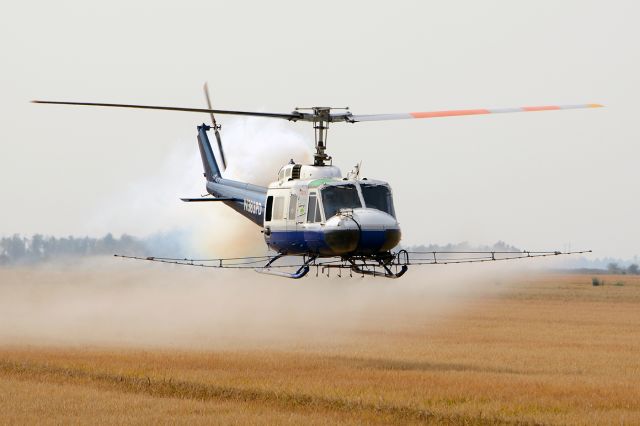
[32,87,600,278]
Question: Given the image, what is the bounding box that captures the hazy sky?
[1,0,638,258]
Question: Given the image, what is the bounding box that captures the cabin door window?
[288,194,298,220]
[273,197,285,220]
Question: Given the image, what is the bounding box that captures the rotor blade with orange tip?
[348,103,603,122]
[31,100,300,121]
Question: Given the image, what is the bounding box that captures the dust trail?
[85,116,312,257]
[221,116,313,186]
[0,258,523,350]
[191,117,312,257]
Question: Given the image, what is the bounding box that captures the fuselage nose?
[324,208,401,255]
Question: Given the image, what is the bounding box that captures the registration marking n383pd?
[243,199,262,215]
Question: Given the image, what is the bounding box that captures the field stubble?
[0,260,639,424]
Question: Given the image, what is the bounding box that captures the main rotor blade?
[349,103,603,122]
[31,100,300,121]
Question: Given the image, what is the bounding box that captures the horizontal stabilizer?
[180,197,239,202]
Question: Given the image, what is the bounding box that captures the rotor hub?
[294,106,350,166]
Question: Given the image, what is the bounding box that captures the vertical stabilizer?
[197,125,221,181]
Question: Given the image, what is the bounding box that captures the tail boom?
[206,178,267,226]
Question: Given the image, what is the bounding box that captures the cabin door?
[288,186,308,252]
[293,186,308,229]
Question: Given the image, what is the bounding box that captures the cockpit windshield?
[361,184,395,217]
[321,184,362,218]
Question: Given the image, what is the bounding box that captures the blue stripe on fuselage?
[267,229,391,255]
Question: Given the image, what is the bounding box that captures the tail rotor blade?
[203,82,227,170]
[203,82,218,128]
[213,127,226,170]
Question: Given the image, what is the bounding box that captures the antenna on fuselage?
[203,82,227,170]
[347,161,362,180]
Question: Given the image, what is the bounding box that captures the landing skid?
[346,251,409,279]
[256,251,410,279]
[316,250,410,279]
[255,254,317,279]
[349,262,408,279]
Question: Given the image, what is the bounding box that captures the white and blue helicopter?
[33,88,599,278]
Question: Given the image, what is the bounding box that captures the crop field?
[1,262,639,424]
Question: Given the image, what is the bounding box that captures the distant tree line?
[405,240,522,253]
[607,262,640,275]
[0,234,146,265]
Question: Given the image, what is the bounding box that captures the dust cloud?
[191,116,313,257]
[0,258,521,350]
[84,116,313,258]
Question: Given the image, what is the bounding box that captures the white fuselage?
[261,163,401,256]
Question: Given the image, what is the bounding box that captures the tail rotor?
[203,82,227,170]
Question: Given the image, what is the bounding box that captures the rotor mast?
[313,107,330,166]
[295,106,350,166]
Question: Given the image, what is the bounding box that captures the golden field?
[1,261,639,424]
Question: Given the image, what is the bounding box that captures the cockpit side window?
[321,184,362,219]
[313,197,321,222]
[361,184,395,217]
[307,192,322,223]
